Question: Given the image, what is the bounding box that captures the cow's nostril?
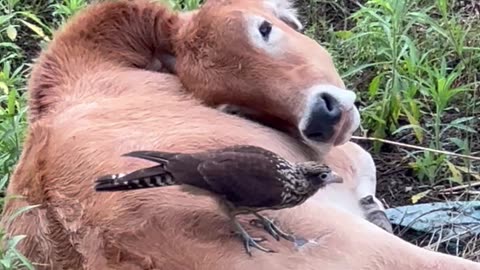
[354,100,362,109]
[300,92,342,143]
[321,93,335,112]
[319,93,341,122]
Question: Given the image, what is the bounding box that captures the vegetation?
[0,0,478,268]
[300,0,479,204]
[303,0,479,185]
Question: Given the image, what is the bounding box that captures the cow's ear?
[264,0,303,32]
[204,0,304,31]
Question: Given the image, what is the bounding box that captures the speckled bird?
[94,145,343,255]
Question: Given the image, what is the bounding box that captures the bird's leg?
[230,214,275,256]
[249,212,296,242]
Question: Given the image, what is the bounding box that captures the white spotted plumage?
[268,156,318,208]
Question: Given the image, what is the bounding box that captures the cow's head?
[170,0,360,148]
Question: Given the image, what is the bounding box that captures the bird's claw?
[232,218,275,256]
[232,232,266,243]
[241,234,275,256]
[249,219,280,241]
[250,213,296,242]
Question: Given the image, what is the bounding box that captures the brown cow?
[1,0,479,269]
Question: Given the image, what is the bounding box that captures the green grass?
[301,0,479,189]
[0,0,478,268]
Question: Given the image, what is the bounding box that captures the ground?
[0,0,479,268]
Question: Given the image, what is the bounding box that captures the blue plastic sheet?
[385,201,480,234]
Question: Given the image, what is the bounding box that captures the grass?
[301,0,479,188]
[0,0,478,268]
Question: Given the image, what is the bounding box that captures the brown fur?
[2,0,479,269]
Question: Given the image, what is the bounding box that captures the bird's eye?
[259,20,272,41]
[320,173,328,180]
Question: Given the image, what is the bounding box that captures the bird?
[94,145,343,255]
[359,195,393,234]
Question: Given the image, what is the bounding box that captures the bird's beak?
[325,171,344,185]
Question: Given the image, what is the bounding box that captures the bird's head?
[298,161,343,188]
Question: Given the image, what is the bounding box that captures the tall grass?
[0,0,83,267]
[304,0,479,188]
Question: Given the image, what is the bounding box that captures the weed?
[50,0,87,23]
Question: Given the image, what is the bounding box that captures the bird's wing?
[196,151,285,209]
[212,145,282,159]
[122,150,179,165]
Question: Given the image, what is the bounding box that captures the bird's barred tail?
[94,165,177,192]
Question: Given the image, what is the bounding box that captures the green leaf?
[436,0,448,16]
[455,166,480,181]
[448,137,466,150]
[0,15,14,25]
[11,248,35,270]
[445,160,463,184]
[335,30,353,40]
[0,258,11,268]
[449,123,477,134]
[6,204,40,227]
[3,61,11,78]
[450,116,475,125]
[6,25,17,41]
[0,42,20,51]
[18,19,45,38]
[409,12,449,40]
[403,109,424,143]
[0,174,10,190]
[392,123,426,142]
[341,61,389,78]
[411,190,430,204]
[7,88,16,116]
[344,31,378,42]
[367,112,387,125]
[368,74,382,99]
[0,81,9,95]
[17,11,52,35]
[6,235,26,250]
